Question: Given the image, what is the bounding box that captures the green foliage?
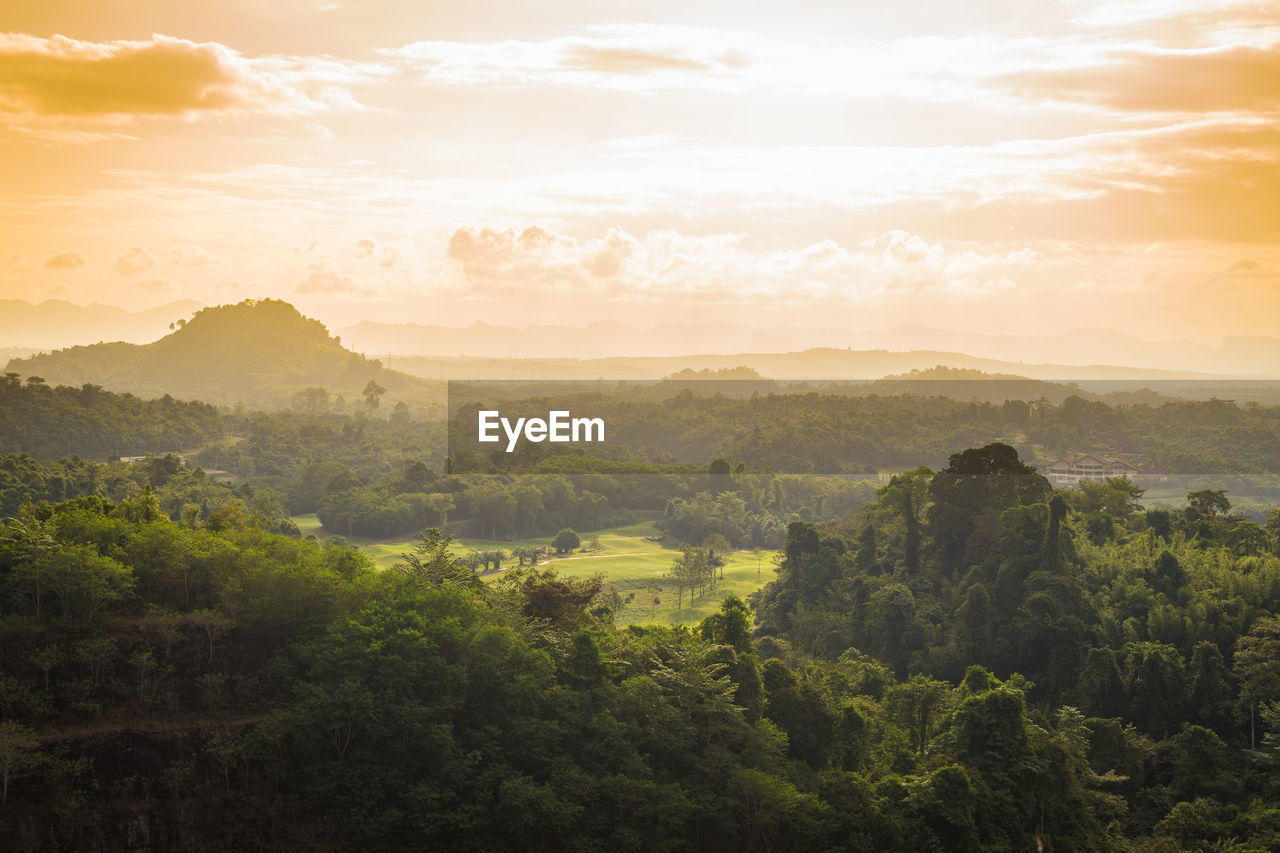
[552,527,581,554]
[0,375,221,461]
[2,430,1280,851]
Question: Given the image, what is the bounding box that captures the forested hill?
[4,299,440,409]
[0,374,222,460]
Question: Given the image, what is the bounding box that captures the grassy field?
[292,513,778,626]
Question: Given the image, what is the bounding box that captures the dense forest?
[0,374,222,461]
[2,438,1280,850]
[6,369,1280,546]
[449,389,1280,476]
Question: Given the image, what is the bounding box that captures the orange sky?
[2,0,1278,345]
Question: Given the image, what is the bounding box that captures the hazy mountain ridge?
[343,318,1280,376]
[4,299,438,409]
[8,298,1279,410]
[384,348,1224,383]
[6,297,1277,377]
[0,298,203,349]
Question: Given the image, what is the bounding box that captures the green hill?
[5,299,441,410]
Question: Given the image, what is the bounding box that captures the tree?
[1075,647,1125,718]
[887,674,953,758]
[1,513,56,618]
[394,528,476,588]
[129,648,156,703]
[31,644,63,692]
[1150,550,1186,597]
[553,528,581,555]
[291,387,330,414]
[1234,616,1280,749]
[1266,508,1280,556]
[928,443,1050,569]
[472,482,516,539]
[952,686,1030,786]
[645,577,663,620]
[670,546,711,608]
[1188,641,1235,735]
[519,568,603,629]
[709,457,733,493]
[762,659,835,769]
[879,465,932,574]
[188,609,231,663]
[206,729,247,793]
[954,582,995,662]
[1124,641,1188,738]
[1074,476,1145,521]
[362,379,386,416]
[0,720,42,803]
[1186,489,1230,519]
[704,533,731,580]
[700,595,754,653]
[425,493,454,529]
[1145,508,1175,540]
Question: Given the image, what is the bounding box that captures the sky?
[1,0,1279,347]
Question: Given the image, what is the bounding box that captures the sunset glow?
[3,0,1279,345]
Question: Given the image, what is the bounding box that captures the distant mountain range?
[3,298,1277,377]
[0,299,202,349]
[336,318,815,361]
[5,299,438,409]
[4,298,1280,409]
[338,319,1280,377]
[383,349,1209,383]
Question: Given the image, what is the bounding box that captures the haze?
[3,0,1279,350]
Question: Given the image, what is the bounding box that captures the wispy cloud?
[999,41,1280,112]
[0,33,383,128]
[44,249,86,269]
[445,224,1041,300]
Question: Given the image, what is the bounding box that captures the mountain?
[389,350,1280,402]
[336,318,856,359]
[0,299,203,349]
[383,348,1223,382]
[340,318,1280,377]
[4,299,439,409]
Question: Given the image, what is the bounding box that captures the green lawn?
[292,514,778,626]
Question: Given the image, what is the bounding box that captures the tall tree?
[1234,616,1280,749]
[928,443,1050,570]
[879,466,932,574]
[394,528,476,588]
[362,379,386,417]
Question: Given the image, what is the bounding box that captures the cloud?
[115,246,155,276]
[44,250,85,269]
[352,237,397,268]
[294,263,372,295]
[995,121,1280,242]
[384,27,750,90]
[1214,257,1274,284]
[998,42,1280,112]
[169,243,226,271]
[446,224,1038,300]
[0,33,373,122]
[559,45,712,75]
[11,127,141,145]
